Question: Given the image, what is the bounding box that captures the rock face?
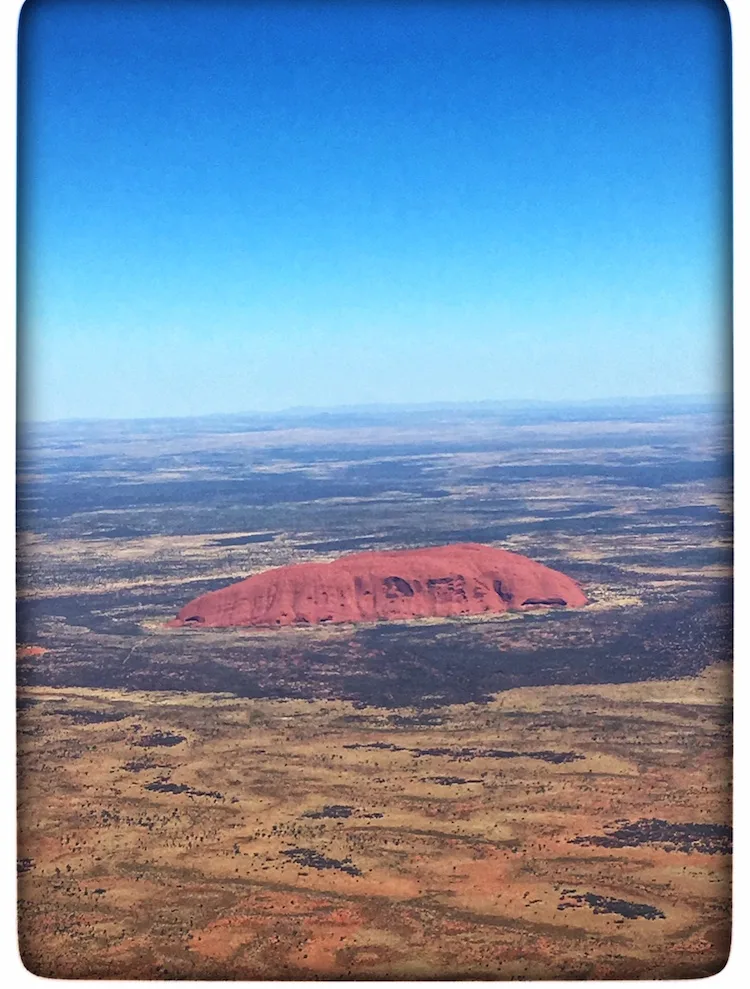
[168,543,587,629]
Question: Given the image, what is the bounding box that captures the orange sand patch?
[287,905,366,974]
[190,913,276,964]
[17,645,48,658]
[189,888,342,965]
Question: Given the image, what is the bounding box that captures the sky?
[18,0,731,422]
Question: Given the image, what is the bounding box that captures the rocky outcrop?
[168,543,587,629]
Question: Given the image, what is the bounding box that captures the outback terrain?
[17,399,732,978]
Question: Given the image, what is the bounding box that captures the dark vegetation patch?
[17,572,257,637]
[477,456,731,489]
[387,713,444,727]
[645,504,729,521]
[338,600,731,707]
[16,697,40,711]
[134,730,186,748]
[144,781,190,794]
[570,818,732,855]
[17,594,731,709]
[610,524,728,540]
[639,701,732,726]
[525,501,615,518]
[420,776,484,785]
[603,547,732,568]
[297,536,392,552]
[209,532,280,547]
[343,741,583,763]
[302,805,354,819]
[83,525,150,539]
[18,472,449,538]
[557,891,665,921]
[17,593,153,637]
[122,756,159,773]
[280,847,362,876]
[54,709,129,725]
[412,519,625,543]
[144,778,223,799]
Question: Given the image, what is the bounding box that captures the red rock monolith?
[168,543,587,629]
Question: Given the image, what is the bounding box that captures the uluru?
[168,543,587,629]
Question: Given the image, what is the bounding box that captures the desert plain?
[17,399,732,978]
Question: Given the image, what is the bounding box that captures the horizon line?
[17,391,731,429]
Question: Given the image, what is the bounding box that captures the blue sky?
[19,0,730,421]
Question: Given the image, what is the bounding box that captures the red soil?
[16,645,49,658]
[168,543,587,629]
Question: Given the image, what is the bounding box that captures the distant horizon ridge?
[19,391,729,428]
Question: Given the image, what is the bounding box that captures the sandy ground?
[17,663,731,979]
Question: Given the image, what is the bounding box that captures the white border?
[3,0,22,982]
[3,0,745,985]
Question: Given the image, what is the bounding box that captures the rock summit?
[168,542,587,629]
